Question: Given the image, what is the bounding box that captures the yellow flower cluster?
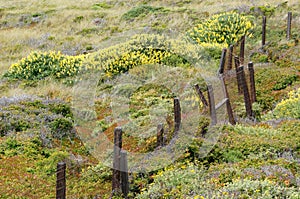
[84,34,202,77]
[273,88,300,119]
[5,51,84,80]
[187,11,254,48]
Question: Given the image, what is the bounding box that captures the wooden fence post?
[248,62,256,104]
[262,16,267,47]
[227,45,234,70]
[112,127,122,194]
[157,123,164,148]
[287,12,292,40]
[174,98,181,135]
[219,48,227,74]
[56,162,66,199]
[194,84,208,108]
[207,84,217,125]
[120,150,129,198]
[239,35,245,65]
[237,66,253,118]
[235,56,242,94]
[219,75,236,125]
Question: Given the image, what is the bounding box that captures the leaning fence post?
[207,84,217,125]
[239,35,245,65]
[219,48,227,74]
[157,123,164,148]
[238,66,253,118]
[262,16,267,47]
[248,62,256,104]
[56,162,66,199]
[120,150,129,198]
[174,98,181,135]
[194,84,208,108]
[227,45,234,70]
[112,127,123,194]
[287,12,292,40]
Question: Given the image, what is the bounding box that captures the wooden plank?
[215,98,228,110]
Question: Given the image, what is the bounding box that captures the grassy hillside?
[0,0,300,198]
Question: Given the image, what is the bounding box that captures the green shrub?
[122,5,169,20]
[35,151,69,175]
[266,88,300,119]
[0,97,74,139]
[187,11,254,47]
[85,34,205,78]
[49,118,74,138]
[272,74,298,91]
[220,178,300,198]
[92,2,113,10]
[4,51,84,80]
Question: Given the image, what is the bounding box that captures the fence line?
[51,11,295,198]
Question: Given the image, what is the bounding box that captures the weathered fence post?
[207,84,217,125]
[120,150,129,198]
[237,66,253,118]
[227,45,234,70]
[248,62,256,104]
[194,84,208,108]
[239,35,245,65]
[174,98,181,135]
[235,56,242,94]
[157,123,164,148]
[219,48,227,74]
[219,75,236,125]
[262,16,267,47]
[287,12,292,40]
[56,162,66,199]
[112,127,122,194]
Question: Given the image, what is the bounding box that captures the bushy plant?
[122,5,169,20]
[0,97,75,139]
[4,51,84,80]
[187,11,254,47]
[84,34,206,78]
[267,88,300,119]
